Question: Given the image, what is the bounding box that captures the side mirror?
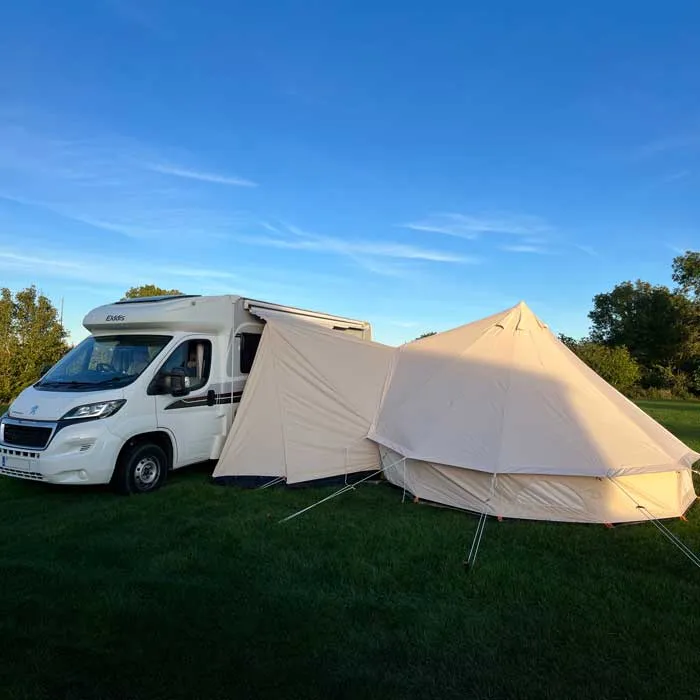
[169,367,190,397]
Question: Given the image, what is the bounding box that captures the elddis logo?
[106,314,126,322]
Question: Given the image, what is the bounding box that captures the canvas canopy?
[215,302,698,523]
[213,310,393,484]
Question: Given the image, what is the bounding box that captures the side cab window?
[151,339,213,394]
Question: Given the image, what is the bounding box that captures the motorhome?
[0,295,371,493]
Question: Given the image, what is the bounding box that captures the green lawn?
[1,402,700,699]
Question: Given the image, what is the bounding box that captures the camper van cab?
[0,295,371,493]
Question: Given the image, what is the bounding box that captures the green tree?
[123,284,183,299]
[567,340,641,394]
[558,334,579,352]
[588,280,698,368]
[0,286,68,403]
[672,250,700,298]
[0,288,17,404]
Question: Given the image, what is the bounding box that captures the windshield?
[36,335,172,391]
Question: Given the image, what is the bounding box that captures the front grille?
[0,447,41,459]
[2,423,52,449]
[0,467,44,481]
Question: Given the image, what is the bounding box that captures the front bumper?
[0,419,122,485]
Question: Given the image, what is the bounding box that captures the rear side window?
[240,333,262,374]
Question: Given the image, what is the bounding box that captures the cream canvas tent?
[215,302,698,524]
[368,302,698,523]
[213,311,393,485]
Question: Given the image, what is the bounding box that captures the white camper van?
[0,294,371,493]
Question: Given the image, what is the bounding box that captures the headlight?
[61,400,126,421]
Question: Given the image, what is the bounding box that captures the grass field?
[1,401,700,699]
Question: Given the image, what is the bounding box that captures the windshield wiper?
[36,380,95,388]
[93,376,131,386]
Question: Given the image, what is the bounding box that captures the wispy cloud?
[0,247,239,287]
[233,224,479,265]
[661,170,691,183]
[0,121,256,241]
[156,265,239,280]
[0,192,244,241]
[0,250,91,274]
[349,258,422,279]
[388,319,420,328]
[500,244,551,254]
[57,212,157,238]
[573,243,598,257]
[259,221,285,235]
[144,163,258,188]
[402,212,552,239]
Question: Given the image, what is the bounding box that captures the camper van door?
[151,336,221,465]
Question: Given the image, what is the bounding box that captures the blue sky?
[1,1,699,345]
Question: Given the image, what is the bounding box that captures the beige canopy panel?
[369,302,698,478]
[380,446,696,523]
[213,312,393,484]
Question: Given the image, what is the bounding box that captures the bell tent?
[368,302,697,523]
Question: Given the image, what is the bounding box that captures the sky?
[1,1,699,345]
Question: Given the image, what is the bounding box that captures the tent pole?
[401,457,407,503]
[258,476,285,490]
[609,477,700,569]
[464,511,488,571]
[279,469,383,523]
[279,456,407,524]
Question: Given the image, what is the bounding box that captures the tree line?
[4,260,700,407]
[560,251,700,398]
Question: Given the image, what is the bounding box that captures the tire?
[112,442,168,495]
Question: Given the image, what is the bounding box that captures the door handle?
[206,389,216,407]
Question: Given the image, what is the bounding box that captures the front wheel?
[112,442,167,495]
